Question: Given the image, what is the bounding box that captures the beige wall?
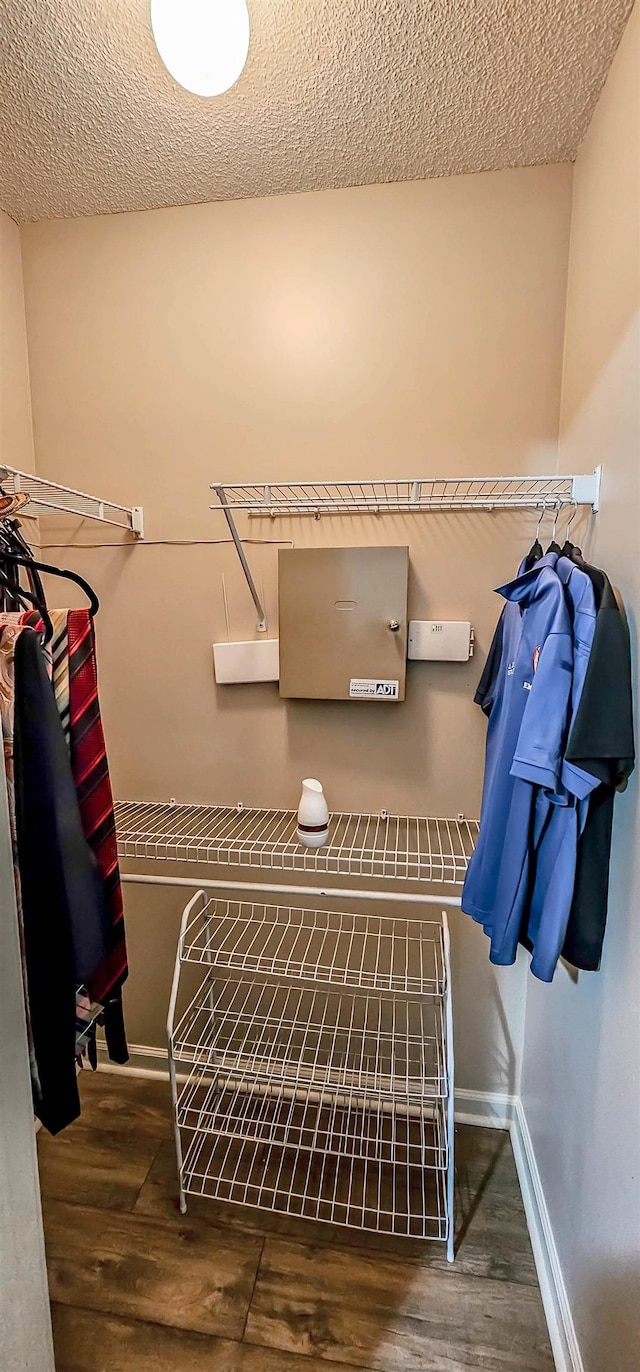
[0,209,35,470]
[522,8,640,1370]
[19,165,573,1085]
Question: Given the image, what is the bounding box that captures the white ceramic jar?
[297,778,330,848]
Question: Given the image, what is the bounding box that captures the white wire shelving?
[115,801,477,886]
[180,899,447,995]
[211,471,601,516]
[176,1077,449,1168]
[0,464,144,536]
[180,1120,448,1239]
[172,977,447,1100]
[210,470,601,630]
[167,891,456,1256]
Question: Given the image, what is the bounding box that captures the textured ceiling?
[0,0,634,223]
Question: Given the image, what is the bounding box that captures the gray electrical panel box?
[278,546,409,701]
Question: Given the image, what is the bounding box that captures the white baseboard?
[453,1086,515,1129]
[97,1042,171,1079]
[96,1046,579,1372]
[511,1098,583,1372]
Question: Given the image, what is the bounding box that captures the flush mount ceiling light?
[150,0,250,97]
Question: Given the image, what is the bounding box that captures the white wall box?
[213,639,280,684]
[408,621,474,661]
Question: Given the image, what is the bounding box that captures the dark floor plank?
[134,1127,537,1284]
[438,1128,538,1284]
[38,1120,162,1211]
[78,1068,173,1138]
[44,1198,263,1340]
[244,1237,554,1372]
[51,1304,361,1372]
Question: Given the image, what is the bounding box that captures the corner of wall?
[0,209,36,475]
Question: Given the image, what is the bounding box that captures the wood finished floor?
[38,1073,553,1372]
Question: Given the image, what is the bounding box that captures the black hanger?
[546,504,562,555]
[0,550,99,618]
[0,570,54,644]
[0,519,47,605]
[525,505,546,569]
[560,501,578,558]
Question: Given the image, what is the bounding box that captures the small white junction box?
[213,639,280,684]
[408,621,474,662]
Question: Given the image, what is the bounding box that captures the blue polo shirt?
[519,556,599,980]
[556,556,598,801]
[462,554,574,960]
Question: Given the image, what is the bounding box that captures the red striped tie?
[67,611,128,1013]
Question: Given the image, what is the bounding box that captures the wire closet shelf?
[168,891,456,1248]
[114,801,478,886]
[211,470,601,516]
[0,464,144,535]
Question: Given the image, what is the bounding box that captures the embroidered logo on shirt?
[523,681,532,691]
[507,662,515,677]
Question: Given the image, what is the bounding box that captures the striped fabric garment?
[3,609,108,1057]
[14,606,128,1059]
[67,611,128,1059]
[74,986,104,1056]
[50,609,71,745]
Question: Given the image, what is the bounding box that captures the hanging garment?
[0,624,42,1104]
[9,606,128,1060]
[561,567,635,969]
[555,557,598,797]
[67,610,128,1063]
[13,627,113,1132]
[50,608,71,744]
[462,554,575,971]
[513,555,598,981]
[1,609,105,1056]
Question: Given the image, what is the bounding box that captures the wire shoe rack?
[167,889,456,1255]
[179,899,447,995]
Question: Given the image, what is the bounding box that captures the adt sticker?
[350,679,400,700]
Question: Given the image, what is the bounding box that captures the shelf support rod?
[121,871,463,905]
[213,486,267,632]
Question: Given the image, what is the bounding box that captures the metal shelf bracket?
[571,465,601,512]
[212,485,267,632]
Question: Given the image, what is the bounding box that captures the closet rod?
[121,871,462,906]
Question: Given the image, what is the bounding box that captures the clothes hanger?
[546,503,562,555]
[0,492,31,520]
[0,570,54,645]
[0,518,47,605]
[0,549,100,618]
[560,500,578,558]
[0,554,22,613]
[525,503,546,569]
